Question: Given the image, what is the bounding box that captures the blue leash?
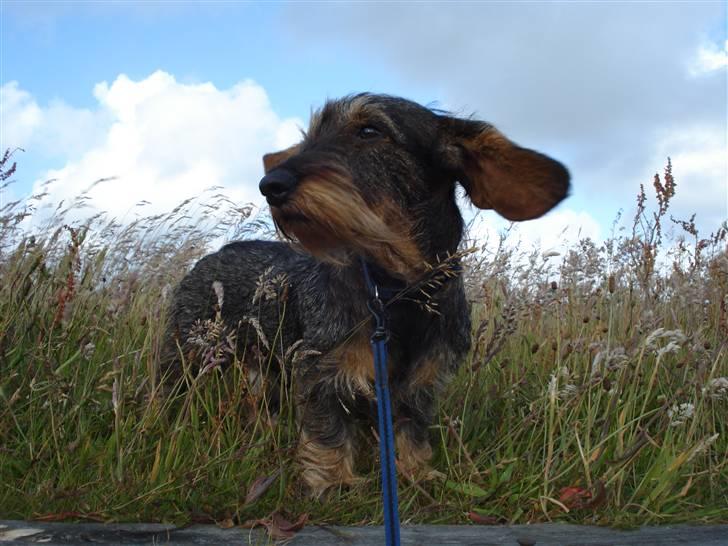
[361,259,401,546]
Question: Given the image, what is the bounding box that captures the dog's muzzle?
[259,168,298,207]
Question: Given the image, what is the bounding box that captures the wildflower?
[657,341,682,358]
[688,434,720,462]
[702,377,728,400]
[550,366,577,400]
[591,346,627,375]
[559,383,578,400]
[667,402,695,426]
[253,267,289,303]
[547,373,558,398]
[187,318,225,348]
[82,342,96,359]
[645,328,686,355]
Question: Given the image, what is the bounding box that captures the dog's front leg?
[296,380,358,498]
[394,380,436,477]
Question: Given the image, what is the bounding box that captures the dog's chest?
[329,299,450,397]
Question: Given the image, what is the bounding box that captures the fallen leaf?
[468,511,500,525]
[272,511,308,533]
[256,511,309,540]
[216,517,235,529]
[559,486,592,509]
[244,469,281,505]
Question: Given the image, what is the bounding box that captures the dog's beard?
[271,172,422,279]
[272,211,350,265]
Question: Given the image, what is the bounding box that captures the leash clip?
[366,293,390,343]
[361,258,391,343]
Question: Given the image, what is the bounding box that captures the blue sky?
[1,1,726,249]
[2,2,417,115]
[1,2,414,170]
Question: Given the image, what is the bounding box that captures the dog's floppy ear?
[262,144,301,174]
[438,116,570,221]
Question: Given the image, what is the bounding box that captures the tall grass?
[1,152,726,528]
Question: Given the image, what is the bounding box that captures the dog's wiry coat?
[160,93,570,497]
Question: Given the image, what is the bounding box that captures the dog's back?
[159,240,305,383]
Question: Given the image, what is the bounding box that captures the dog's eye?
[358,125,381,139]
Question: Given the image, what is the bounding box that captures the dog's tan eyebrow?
[349,103,403,141]
[308,96,404,142]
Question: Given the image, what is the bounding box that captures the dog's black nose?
[259,169,297,206]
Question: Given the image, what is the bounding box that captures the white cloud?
[689,39,728,76]
[3,71,303,218]
[283,3,725,237]
[1,82,42,149]
[1,81,109,160]
[467,207,602,253]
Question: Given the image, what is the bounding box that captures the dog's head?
[260,94,569,279]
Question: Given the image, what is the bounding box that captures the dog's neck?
[414,186,465,263]
[360,259,409,303]
[352,252,463,309]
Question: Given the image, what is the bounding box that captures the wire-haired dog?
[161,93,569,497]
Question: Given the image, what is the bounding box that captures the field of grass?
[1,151,726,531]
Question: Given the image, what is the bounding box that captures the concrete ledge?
[1,520,726,545]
